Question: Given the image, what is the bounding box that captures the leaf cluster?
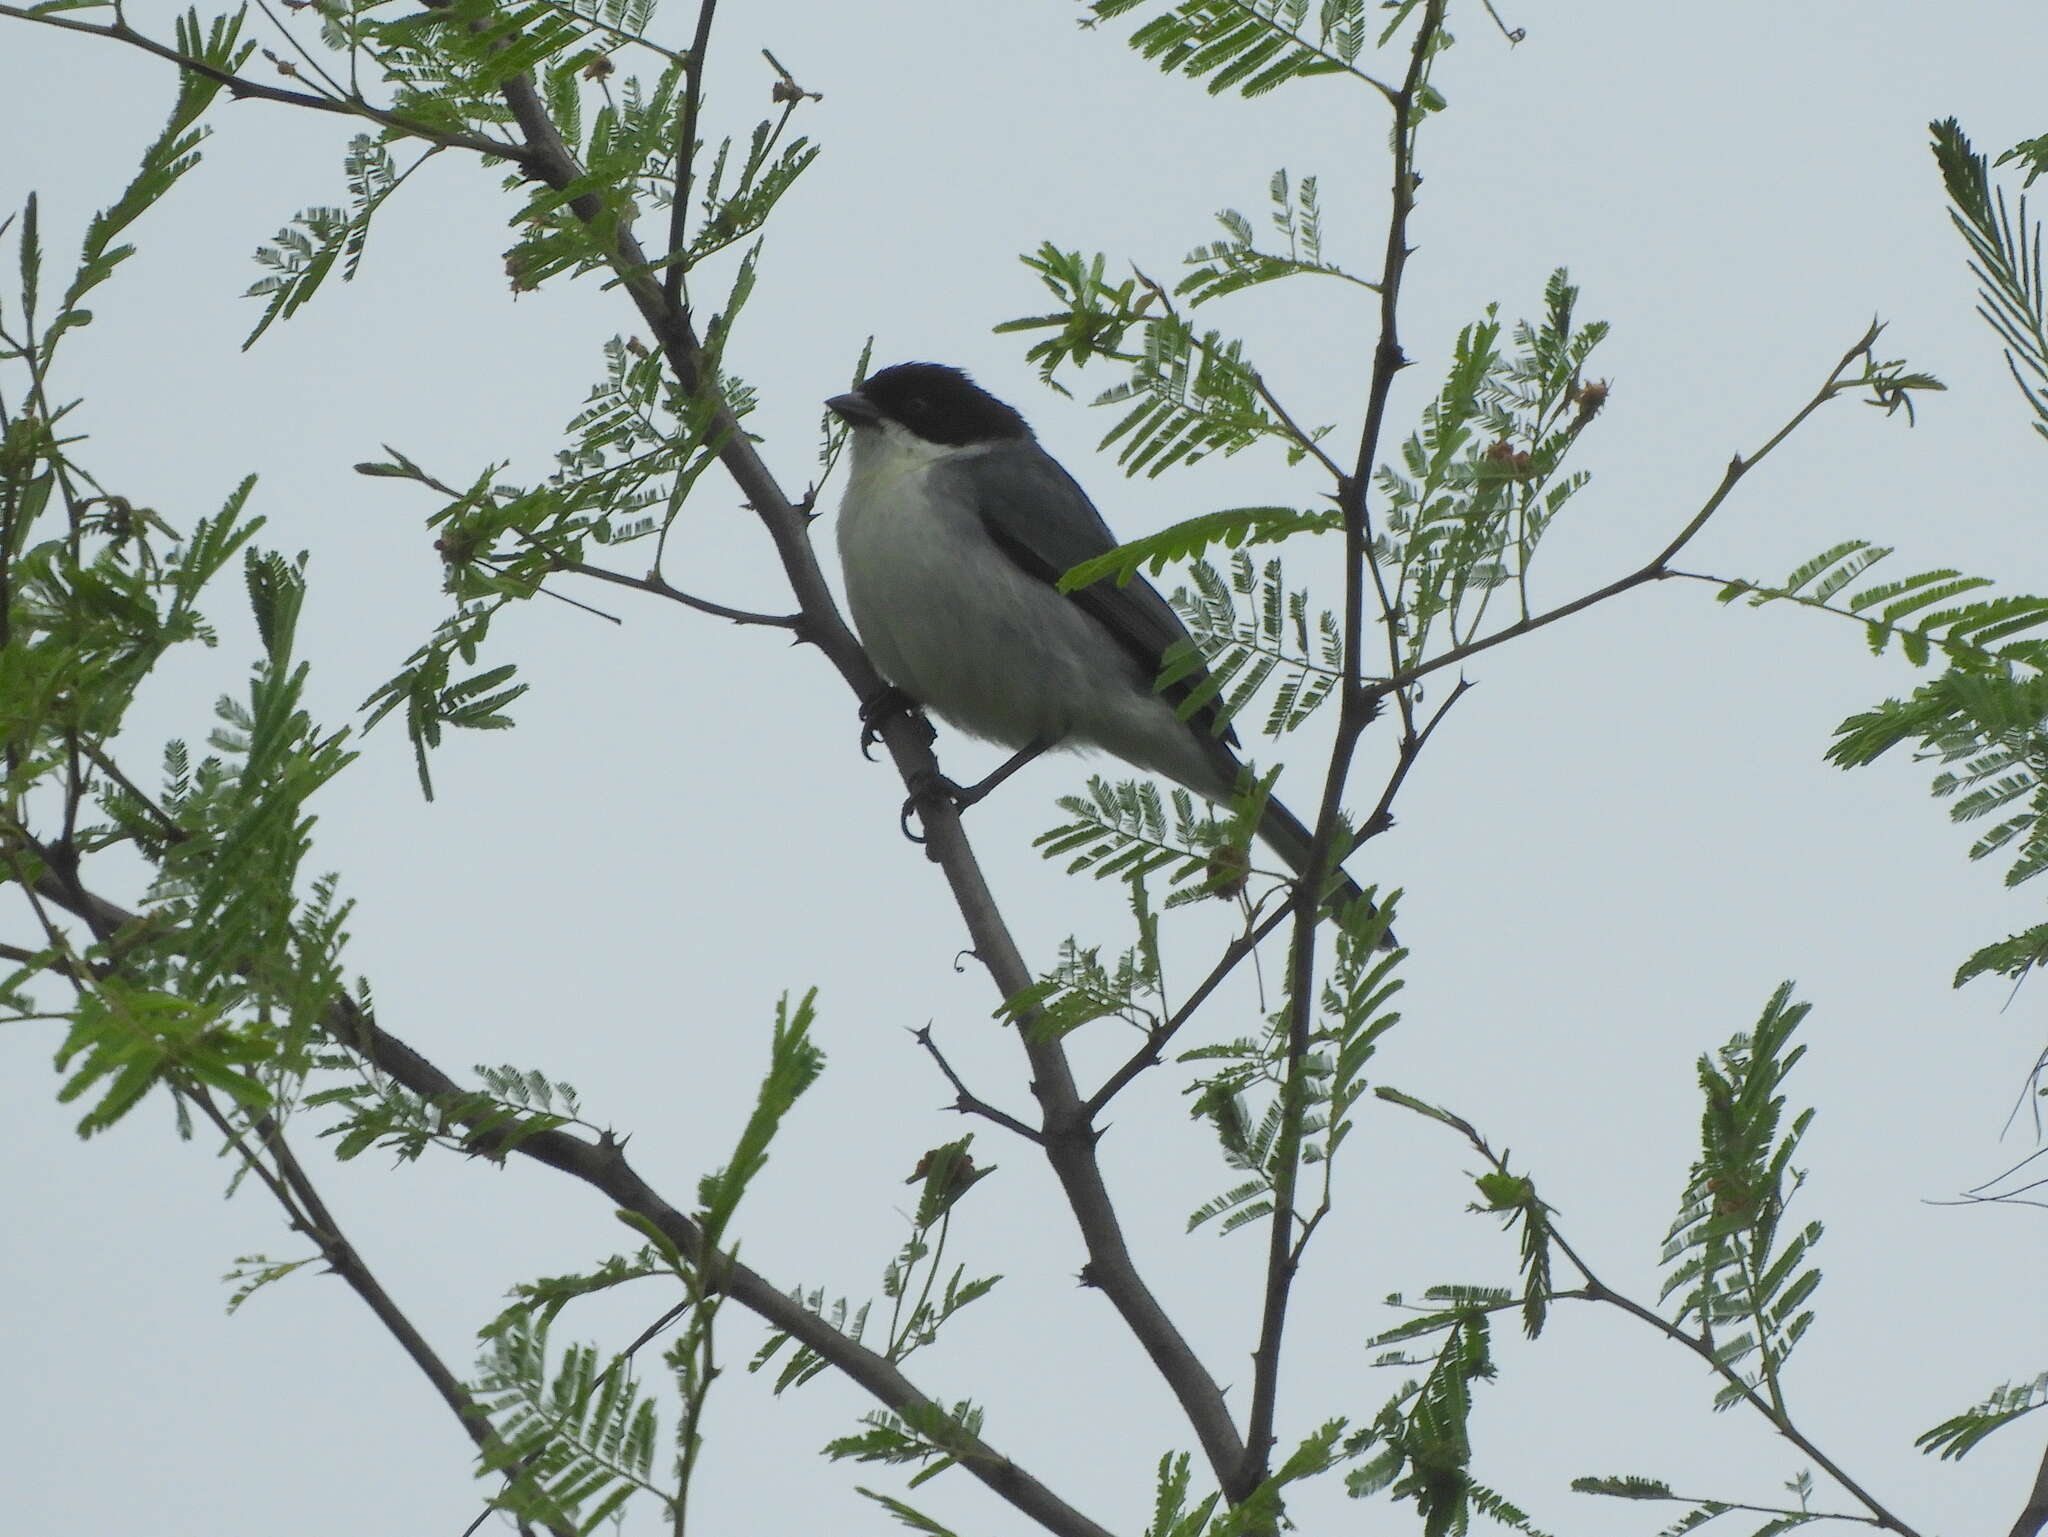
[1374,269,1607,664]
[472,1313,671,1534]
[3,173,366,1135]
[1659,985,1823,1412]
[1931,118,2048,441]
[750,1132,1000,1392]
[1915,1371,2048,1461]
[1172,551,1344,742]
[1735,539,2048,986]
[824,1400,988,1491]
[1003,243,1323,477]
[1184,908,1399,1235]
[1086,0,1385,100]
[1181,172,1378,306]
[1348,1314,1549,1537]
[1035,775,1254,899]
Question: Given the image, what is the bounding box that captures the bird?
[826,361,1386,927]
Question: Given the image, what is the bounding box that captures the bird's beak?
[826,391,881,427]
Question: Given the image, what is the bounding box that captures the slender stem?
[671,1290,717,1537]
[913,1026,1044,1142]
[664,0,719,309]
[225,1102,583,1527]
[1084,897,1297,1119]
[1241,2,1443,1496]
[1595,1486,1882,1527]
[1373,321,1885,700]
[889,1211,952,1359]
[74,735,188,843]
[561,558,799,629]
[1248,367,1346,482]
[1564,1263,1923,1536]
[1421,1106,1926,1537]
[251,0,351,100]
[0,5,530,161]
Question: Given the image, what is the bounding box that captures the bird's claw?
[859,685,910,759]
[899,768,966,845]
[858,686,935,760]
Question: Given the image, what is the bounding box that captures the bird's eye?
[905,396,930,416]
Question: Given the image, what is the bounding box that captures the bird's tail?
[1253,793,1398,949]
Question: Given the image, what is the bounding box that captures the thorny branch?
[9,0,1248,1518]
[1242,0,1445,1496]
[474,13,1254,1499]
[16,866,1119,1537]
[0,4,529,161]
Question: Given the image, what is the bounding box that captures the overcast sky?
[2,3,2043,1535]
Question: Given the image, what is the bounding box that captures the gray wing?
[933,441,1239,749]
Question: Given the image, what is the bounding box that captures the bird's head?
[826,362,1033,448]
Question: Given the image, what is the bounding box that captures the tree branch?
[20,868,1117,1537]
[1372,319,1888,700]
[21,5,1249,1502]
[913,1025,1044,1142]
[1083,896,1298,1120]
[558,557,800,629]
[0,5,531,162]
[1242,0,1444,1495]
[211,1097,584,1534]
[485,38,1252,1499]
[2011,1435,2048,1537]
[662,0,719,309]
[1416,1099,1928,1537]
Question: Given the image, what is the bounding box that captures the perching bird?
[828,361,1383,922]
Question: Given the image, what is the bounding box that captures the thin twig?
[0,5,529,161]
[73,736,189,843]
[1242,1,1444,1495]
[1357,677,1470,844]
[601,563,799,628]
[228,1100,579,1533]
[1422,1104,1927,1537]
[1373,321,1887,700]
[1248,368,1346,482]
[663,0,719,310]
[1084,897,1297,1119]
[912,1025,1044,1142]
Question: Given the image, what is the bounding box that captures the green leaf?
[695,990,825,1243]
[1916,1371,2048,1459]
[1059,506,1339,592]
[856,1489,962,1537]
[1933,118,2048,438]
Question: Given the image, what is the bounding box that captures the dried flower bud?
[1205,841,1251,900]
[1571,378,1610,431]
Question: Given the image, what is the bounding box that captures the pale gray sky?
[2,4,2043,1535]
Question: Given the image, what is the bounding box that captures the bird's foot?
[899,768,972,844]
[895,740,1053,843]
[858,685,931,759]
